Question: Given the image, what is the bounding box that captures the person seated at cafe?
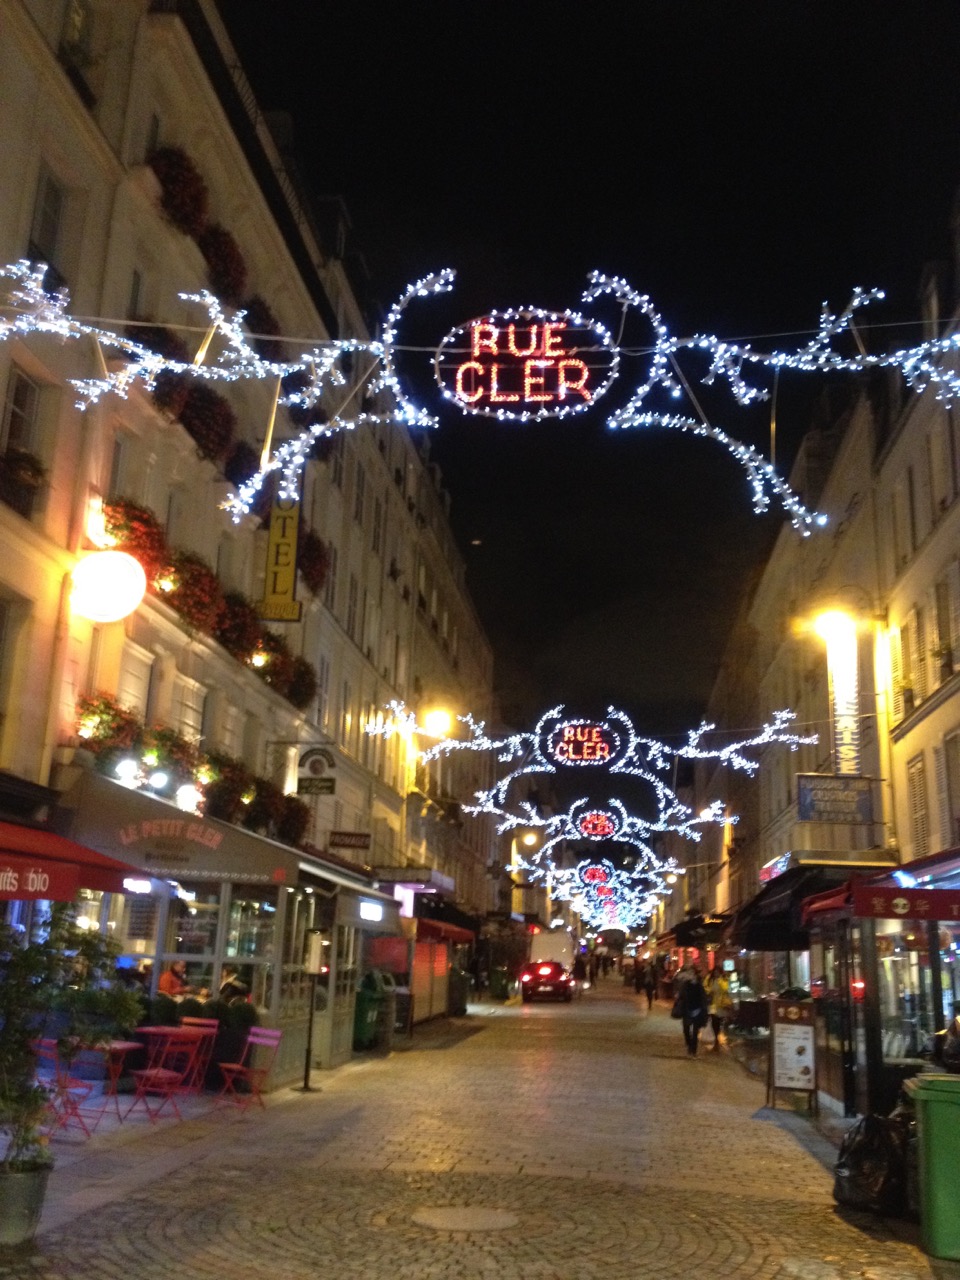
[218,965,248,1003]
[158,959,195,997]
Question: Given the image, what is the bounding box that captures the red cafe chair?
[127,1031,201,1123]
[179,1017,220,1090]
[33,1038,95,1138]
[216,1027,283,1111]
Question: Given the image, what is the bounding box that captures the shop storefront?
[55,768,401,1082]
[802,849,960,1117]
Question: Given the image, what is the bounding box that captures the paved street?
[5,983,959,1280]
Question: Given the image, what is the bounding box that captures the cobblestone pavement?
[4,983,959,1280]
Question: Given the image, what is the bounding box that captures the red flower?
[103,498,169,585]
[198,224,247,305]
[147,147,208,239]
[161,551,225,635]
[179,385,236,462]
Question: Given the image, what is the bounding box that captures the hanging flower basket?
[103,498,169,585]
[242,776,286,836]
[130,325,192,418]
[287,656,319,711]
[296,529,330,596]
[147,147,208,239]
[215,591,263,662]
[281,369,327,431]
[0,448,46,491]
[202,751,256,825]
[197,224,247,305]
[277,794,311,846]
[159,550,225,635]
[252,629,295,698]
[179,384,236,461]
[242,294,285,363]
[76,692,142,756]
[223,440,260,488]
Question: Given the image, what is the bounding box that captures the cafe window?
[107,885,160,962]
[117,641,153,719]
[165,884,220,956]
[876,918,935,1061]
[225,886,277,961]
[2,365,41,454]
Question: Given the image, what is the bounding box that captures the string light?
[371,701,816,921]
[9,260,960,531]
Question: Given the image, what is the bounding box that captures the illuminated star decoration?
[8,258,960,530]
[369,702,816,927]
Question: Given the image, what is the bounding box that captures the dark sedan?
[520,961,575,1003]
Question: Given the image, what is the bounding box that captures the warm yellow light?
[522,832,538,847]
[813,609,857,645]
[421,708,453,738]
[71,551,146,623]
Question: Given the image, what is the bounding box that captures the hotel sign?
[797,774,873,825]
[257,496,302,622]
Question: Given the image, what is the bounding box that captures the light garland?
[10,258,959,533]
[371,701,816,924]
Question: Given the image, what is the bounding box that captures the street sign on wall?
[797,774,873,824]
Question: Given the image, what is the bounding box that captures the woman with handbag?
[676,967,709,1056]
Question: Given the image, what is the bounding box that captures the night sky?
[217,2,960,737]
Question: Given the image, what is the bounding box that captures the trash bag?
[833,1113,911,1216]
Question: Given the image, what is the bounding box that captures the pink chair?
[127,1031,201,1122]
[179,1017,219,1090]
[33,1038,96,1138]
[216,1027,283,1111]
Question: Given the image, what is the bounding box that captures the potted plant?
[0,905,142,1248]
[197,224,247,305]
[147,146,208,239]
[178,384,236,462]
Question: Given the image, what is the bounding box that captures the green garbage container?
[911,1073,960,1259]
[489,966,511,1000]
[353,974,385,1050]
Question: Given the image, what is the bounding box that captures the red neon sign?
[435,309,618,421]
[548,722,616,765]
[579,810,616,838]
[581,866,610,885]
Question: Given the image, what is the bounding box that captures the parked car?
[520,961,575,1003]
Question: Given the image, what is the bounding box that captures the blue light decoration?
[369,701,816,928]
[8,258,960,533]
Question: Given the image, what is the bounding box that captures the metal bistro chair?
[179,1017,220,1091]
[216,1027,283,1111]
[33,1038,97,1139]
[127,1030,201,1123]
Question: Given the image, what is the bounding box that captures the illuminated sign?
[578,810,617,839]
[546,720,619,765]
[759,854,792,883]
[434,308,618,421]
[797,774,873,825]
[0,855,79,901]
[257,496,302,622]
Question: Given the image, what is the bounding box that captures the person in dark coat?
[677,967,708,1055]
[642,963,657,1010]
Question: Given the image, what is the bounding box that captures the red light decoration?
[547,720,617,765]
[435,308,618,422]
[578,809,617,838]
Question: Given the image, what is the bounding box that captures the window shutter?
[935,744,952,852]
[950,560,960,671]
[890,626,904,722]
[907,754,930,859]
[913,607,928,701]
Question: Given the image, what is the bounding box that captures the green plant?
[296,528,330,596]
[277,793,311,846]
[202,752,256,826]
[243,777,286,835]
[215,591,263,662]
[287,656,318,711]
[75,691,143,771]
[255,630,295,698]
[0,905,140,1169]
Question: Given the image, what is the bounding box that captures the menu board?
[770,999,816,1092]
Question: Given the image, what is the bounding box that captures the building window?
[372,496,383,556]
[941,734,960,849]
[117,643,154,719]
[331,436,345,489]
[339,680,352,750]
[353,462,366,525]
[29,167,67,289]
[346,574,358,640]
[317,653,330,730]
[907,753,930,859]
[2,366,40,453]
[323,544,338,613]
[172,675,205,743]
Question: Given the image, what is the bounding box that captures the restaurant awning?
[731,864,863,951]
[673,912,734,948]
[416,917,475,945]
[0,819,139,899]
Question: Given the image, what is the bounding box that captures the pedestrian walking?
[677,967,708,1056]
[642,963,657,1010]
[704,965,734,1048]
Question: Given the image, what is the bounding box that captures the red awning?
[416,917,475,944]
[800,882,853,925]
[0,820,138,899]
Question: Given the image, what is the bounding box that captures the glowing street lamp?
[813,608,860,774]
[71,550,146,623]
[420,707,453,738]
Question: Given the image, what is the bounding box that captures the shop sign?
[297,746,336,794]
[328,830,372,850]
[257,496,302,622]
[759,853,792,883]
[578,810,617,838]
[797,774,873,824]
[545,720,619,766]
[0,853,79,901]
[769,999,816,1093]
[851,883,960,920]
[116,818,223,850]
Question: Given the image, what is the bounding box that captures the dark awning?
[417,917,474,944]
[0,819,139,899]
[731,865,856,951]
[674,913,734,947]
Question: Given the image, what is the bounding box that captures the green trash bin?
[353,976,385,1050]
[489,966,511,1000]
[911,1073,960,1259]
